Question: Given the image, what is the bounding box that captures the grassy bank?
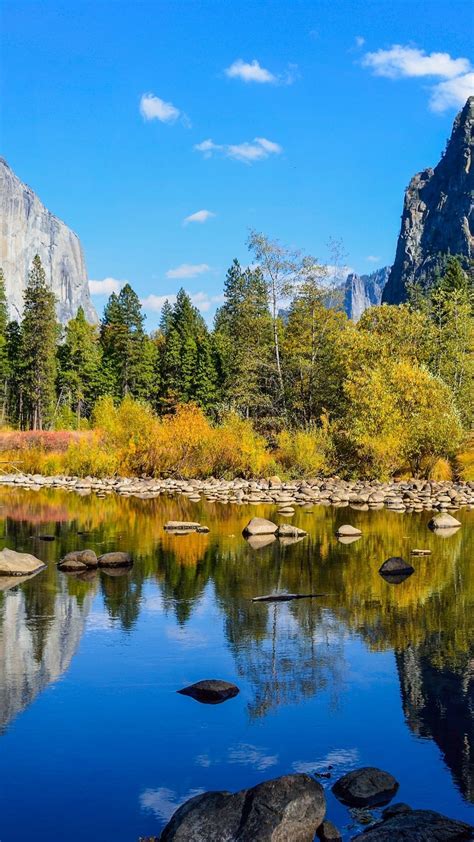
[0,397,472,482]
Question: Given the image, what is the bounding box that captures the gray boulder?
[59,550,98,571]
[353,809,473,840]
[336,524,362,537]
[160,773,326,841]
[332,767,399,807]
[97,551,132,567]
[428,513,461,530]
[317,819,342,841]
[242,517,278,536]
[379,557,415,582]
[0,548,46,577]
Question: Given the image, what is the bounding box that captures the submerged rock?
[353,809,473,840]
[317,819,342,841]
[0,548,46,577]
[381,803,412,819]
[164,521,202,532]
[160,773,326,841]
[277,523,307,538]
[242,517,278,536]
[428,513,461,530]
[59,550,98,571]
[252,592,325,603]
[332,767,399,807]
[177,679,239,705]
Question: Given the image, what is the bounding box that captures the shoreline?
[0,473,473,512]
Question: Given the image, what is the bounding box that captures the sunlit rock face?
[0,157,97,323]
[0,581,93,732]
[383,96,474,304]
[344,267,391,321]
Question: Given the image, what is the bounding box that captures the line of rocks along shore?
[0,473,473,512]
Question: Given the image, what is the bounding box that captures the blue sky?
[1,0,473,326]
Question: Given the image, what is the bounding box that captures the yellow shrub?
[276,420,333,478]
[457,436,474,481]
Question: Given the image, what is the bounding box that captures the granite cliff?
[0,157,97,323]
[344,266,390,321]
[383,96,474,304]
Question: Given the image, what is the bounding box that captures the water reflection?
[0,486,472,810]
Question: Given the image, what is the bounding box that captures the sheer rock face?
[0,158,97,323]
[344,267,390,321]
[383,96,474,304]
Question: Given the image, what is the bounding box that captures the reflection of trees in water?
[0,486,472,793]
[397,642,474,803]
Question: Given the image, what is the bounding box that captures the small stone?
[277,524,307,538]
[336,524,362,537]
[164,521,201,531]
[242,517,278,536]
[97,551,132,567]
[379,557,414,577]
[177,679,239,705]
[332,767,399,807]
[317,819,342,841]
[59,550,98,570]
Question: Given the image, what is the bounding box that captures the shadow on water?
[0,486,472,838]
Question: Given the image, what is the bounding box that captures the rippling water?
[0,487,472,840]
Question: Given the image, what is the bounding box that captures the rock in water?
[379,557,415,582]
[428,513,462,530]
[0,548,46,577]
[332,767,399,807]
[353,809,473,840]
[97,552,132,567]
[177,679,239,704]
[160,773,326,841]
[317,820,343,841]
[383,96,474,304]
[59,550,98,571]
[0,157,97,323]
[336,524,362,537]
[242,517,278,536]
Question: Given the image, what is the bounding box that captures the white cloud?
[140,290,224,314]
[366,255,380,263]
[195,136,282,164]
[430,72,474,112]
[183,209,216,225]
[89,277,125,296]
[166,263,210,279]
[355,36,365,48]
[139,92,181,124]
[225,58,276,84]
[228,743,279,772]
[140,787,204,821]
[362,45,470,80]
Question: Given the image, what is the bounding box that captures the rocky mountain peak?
[382,96,474,304]
[0,158,97,323]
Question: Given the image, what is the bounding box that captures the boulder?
[353,809,473,840]
[332,767,399,807]
[336,524,362,537]
[160,773,325,841]
[242,517,278,536]
[59,550,98,570]
[381,803,412,820]
[0,548,46,577]
[379,557,415,581]
[97,551,132,568]
[428,513,461,530]
[317,820,342,841]
[177,679,239,705]
[277,524,307,538]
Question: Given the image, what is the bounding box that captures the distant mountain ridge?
[383,96,474,304]
[0,158,97,323]
[344,266,391,321]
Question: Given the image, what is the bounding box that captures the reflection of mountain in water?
[0,580,93,732]
[397,643,474,802]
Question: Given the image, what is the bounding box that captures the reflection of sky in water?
[0,487,471,840]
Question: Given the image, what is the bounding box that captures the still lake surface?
[0,486,472,841]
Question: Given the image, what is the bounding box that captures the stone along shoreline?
[0,473,473,512]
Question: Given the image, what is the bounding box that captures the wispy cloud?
[355,36,365,48]
[195,136,282,164]
[361,44,474,112]
[166,263,210,279]
[366,255,380,263]
[89,277,125,296]
[140,291,224,314]
[228,743,279,772]
[140,787,204,822]
[140,92,189,125]
[224,58,298,86]
[183,209,216,225]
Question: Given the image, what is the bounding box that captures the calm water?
[0,487,472,841]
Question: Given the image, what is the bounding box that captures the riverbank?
[1,473,473,512]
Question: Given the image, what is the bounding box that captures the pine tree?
[21,255,58,429]
[58,306,103,425]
